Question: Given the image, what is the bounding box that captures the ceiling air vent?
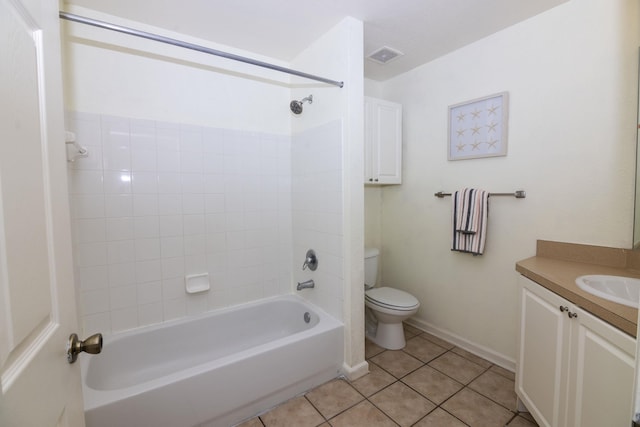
[367,46,404,64]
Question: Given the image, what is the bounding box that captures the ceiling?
[63,0,569,81]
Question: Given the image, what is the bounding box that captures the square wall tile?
[69,113,304,335]
[138,302,163,327]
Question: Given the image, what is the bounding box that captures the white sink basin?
[575,275,640,308]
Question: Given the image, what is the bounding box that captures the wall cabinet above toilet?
[364,97,402,185]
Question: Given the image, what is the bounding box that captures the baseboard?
[341,360,369,381]
[405,318,516,372]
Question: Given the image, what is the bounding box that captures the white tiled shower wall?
[66,112,293,334]
[291,120,344,321]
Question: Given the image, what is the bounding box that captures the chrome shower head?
[290,95,313,115]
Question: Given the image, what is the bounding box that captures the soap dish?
[185,273,210,294]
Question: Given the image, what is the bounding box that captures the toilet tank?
[364,248,379,287]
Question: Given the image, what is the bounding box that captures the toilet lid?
[365,287,419,310]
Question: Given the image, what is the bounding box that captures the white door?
[0,0,85,426]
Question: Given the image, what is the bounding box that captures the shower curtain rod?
[59,11,345,88]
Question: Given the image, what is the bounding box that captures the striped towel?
[452,188,489,255]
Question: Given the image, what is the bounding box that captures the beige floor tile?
[259,396,325,427]
[369,381,436,426]
[507,415,538,426]
[413,408,468,427]
[489,364,516,381]
[328,400,396,427]
[402,365,464,404]
[468,370,517,410]
[305,379,364,419]
[235,416,264,427]
[428,351,486,384]
[404,323,422,339]
[442,388,514,427]
[418,332,456,350]
[350,361,396,397]
[370,349,423,378]
[451,347,492,368]
[518,411,537,424]
[403,335,448,363]
[364,339,385,359]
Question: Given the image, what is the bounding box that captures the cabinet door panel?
[517,277,570,427]
[363,97,402,184]
[374,103,402,184]
[566,308,635,427]
[364,100,374,182]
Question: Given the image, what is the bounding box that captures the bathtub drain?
[303,312,311,323]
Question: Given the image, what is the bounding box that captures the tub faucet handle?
[302,249,318,271]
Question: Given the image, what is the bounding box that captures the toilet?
[364,247,420,350]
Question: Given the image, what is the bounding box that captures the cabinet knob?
[559,306,568,313]
[568,312,578,319]
[374,178,379,182]
[369,178,373,182]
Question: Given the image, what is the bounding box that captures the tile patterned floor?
[236,325,538,427]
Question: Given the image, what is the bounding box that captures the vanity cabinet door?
[516,276,571,427]
[517,276,637,427]
[565,306,635,427]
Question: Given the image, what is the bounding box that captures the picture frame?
[448,92,509,161]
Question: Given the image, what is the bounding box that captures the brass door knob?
[67,332,102,364]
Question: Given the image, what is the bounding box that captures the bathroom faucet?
[297,279,315,291]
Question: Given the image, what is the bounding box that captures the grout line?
[361,342,522,426]
[254,335,525,427]
[305,379,368,424]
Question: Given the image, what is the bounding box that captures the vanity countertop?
[516,241,639,337]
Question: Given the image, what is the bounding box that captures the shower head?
[290,95,313,115]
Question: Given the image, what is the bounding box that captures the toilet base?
[366,321,407,350]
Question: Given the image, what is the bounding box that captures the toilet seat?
[365,287,419,311]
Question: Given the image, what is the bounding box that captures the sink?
[575,275,640,308]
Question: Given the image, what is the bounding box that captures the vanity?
[515,240,639,427]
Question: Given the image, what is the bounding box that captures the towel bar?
[434,190,526,199]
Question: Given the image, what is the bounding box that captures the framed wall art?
[448,92,509,161]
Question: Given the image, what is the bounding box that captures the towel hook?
[65,131,89,162]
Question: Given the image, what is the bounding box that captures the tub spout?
[297,279,315,291]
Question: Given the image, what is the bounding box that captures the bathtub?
[81,295,344,427]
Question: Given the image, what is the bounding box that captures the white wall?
[290,17,367,379]
[372,0,640,366]
[62,6,291,133]
[363,79,383,253]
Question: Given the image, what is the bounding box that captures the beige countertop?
[516,241,639,337]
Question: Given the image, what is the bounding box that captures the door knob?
[67,332,102,364]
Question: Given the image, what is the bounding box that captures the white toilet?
[364,248,420,350]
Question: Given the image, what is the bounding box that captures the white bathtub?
[81,295,344,427]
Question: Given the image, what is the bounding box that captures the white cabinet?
[516,276,635,427]
[364,97,402,185]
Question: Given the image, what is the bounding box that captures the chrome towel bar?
[435,190,526,199]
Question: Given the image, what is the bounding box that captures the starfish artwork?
[448,92,508,160]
